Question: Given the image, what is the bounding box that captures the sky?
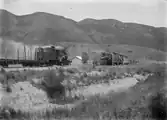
[0,0,167,27]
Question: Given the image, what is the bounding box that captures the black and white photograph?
[0,0,166,119]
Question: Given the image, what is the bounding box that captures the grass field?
[0,62,166,120]
[61,42,167,61]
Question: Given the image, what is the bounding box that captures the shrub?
[5,85,12,93]
[82,52,89,64]
[40,69,66,99]
[137,63,166,75]
[66,68,78,74]
[0,72,7,85]
[12,72,26,83]
[149,92,167,120]
[6,72,15,80]
[98,68,102,72]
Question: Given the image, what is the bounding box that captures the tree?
[82,52,89,64]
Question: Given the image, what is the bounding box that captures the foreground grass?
[64,73,167,120]
[0,63,167,120]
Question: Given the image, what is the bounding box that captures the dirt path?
[73,77,138,99]
[0,77,140,113]
[22,77,139,113]
[0,77,138,102]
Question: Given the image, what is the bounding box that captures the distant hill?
[0,9,166,52]
[0,9,93,45]
[0,9,167,61]
[78,18,167,52]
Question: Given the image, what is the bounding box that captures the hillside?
[0,9,166,51]
[0,10,93,44]
[59,42,167,61]
[78,18,167,51]
[0,9,167,61]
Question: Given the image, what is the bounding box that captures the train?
[0,45,71,68]
[93,51,129,66]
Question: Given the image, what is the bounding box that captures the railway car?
[99,52,127,65]
[0,45,71,68]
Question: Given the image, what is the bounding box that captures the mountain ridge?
[0,9,166,52]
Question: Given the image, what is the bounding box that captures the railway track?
[1,64,132,72]
[2,61,166,72]
[2,66,62,72]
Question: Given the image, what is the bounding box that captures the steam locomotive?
[93,51,129,65]
[0,45,71,68]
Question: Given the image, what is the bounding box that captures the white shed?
[71,56,82,66]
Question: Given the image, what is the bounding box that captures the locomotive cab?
[34,45,70,66]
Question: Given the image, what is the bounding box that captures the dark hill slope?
[0,10,93,44]
[0,10,167,52]
[78,19,167,51]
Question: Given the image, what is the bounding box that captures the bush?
[5,85,12,93]
[82,52,89,64]
[40,69,66,99]
[0,72,7,85]
[137,63,166,75]
[66,68,78,74]
[149,92,167,120]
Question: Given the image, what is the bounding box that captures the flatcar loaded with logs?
[0,45,71,68]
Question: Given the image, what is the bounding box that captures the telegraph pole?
[23,32,29,60]
[24,44,26,60]
[48,39,49,45]
[88,47,91,60]
[28,48,30,60]
[5,47,7,59]
[30,45,33,60]
[17,48,19,61]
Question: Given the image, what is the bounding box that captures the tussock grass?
[0,63,167,120]
[67,73,167,120]
[66,68,79,74]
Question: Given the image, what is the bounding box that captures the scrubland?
[0,62,166,120]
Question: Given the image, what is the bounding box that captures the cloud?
[3,0,166,6]
[139,0,160,7]
[33,0,140,3]
[32,0,166,3]
[2,0,166,6]
[1,0,166,27]
[0,0,4,8]
[29,0,167,7]
[4,0,19,4]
